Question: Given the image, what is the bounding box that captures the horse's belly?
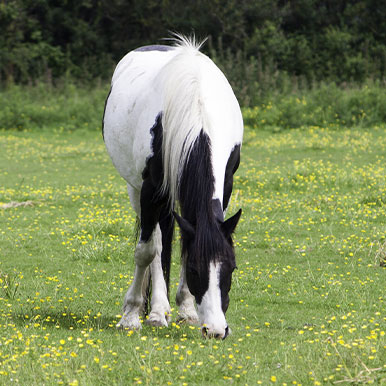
[103,91,161,191]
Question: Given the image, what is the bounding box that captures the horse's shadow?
[10,307,200,339]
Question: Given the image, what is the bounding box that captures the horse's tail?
[158,34,208,208]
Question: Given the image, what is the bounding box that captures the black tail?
[159,208,175,296]
[142,207,174,316]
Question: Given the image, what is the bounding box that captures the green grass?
[1,120,386,384]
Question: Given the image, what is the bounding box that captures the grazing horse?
[103,35,243,339]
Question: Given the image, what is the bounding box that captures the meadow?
[0,88,386,385]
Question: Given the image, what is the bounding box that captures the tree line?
[1,0,386,86]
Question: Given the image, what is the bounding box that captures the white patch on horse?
[197,262,227,339]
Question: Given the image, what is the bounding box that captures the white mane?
[168,33,207,51]
[158,35,210,206]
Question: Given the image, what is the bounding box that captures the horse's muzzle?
[201,325,230,340]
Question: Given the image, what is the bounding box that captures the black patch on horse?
[142,113,164,186]
[223,144,240,211]
[140,112,174,301]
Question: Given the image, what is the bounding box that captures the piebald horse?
[103,35,243,339]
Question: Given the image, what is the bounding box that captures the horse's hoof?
[116,316,141,330]
[177,315,200,326]
[145,312,169,327]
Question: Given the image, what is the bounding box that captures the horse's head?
[174,209,242,339]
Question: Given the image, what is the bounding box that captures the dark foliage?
[1,0,386,88]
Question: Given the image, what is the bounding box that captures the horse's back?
[103,46,178,190]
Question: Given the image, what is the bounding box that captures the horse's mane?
[157,34,210,207]
[156,34,239,274]
[167,33,207,51]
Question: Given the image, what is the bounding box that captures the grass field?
[1,122,386,385]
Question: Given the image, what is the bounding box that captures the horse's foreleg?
[176,254,199,325]
[118,226,170,329]
[146,208,174,327]
[146,248,171,327]
[117,227,161,329]
[117,178,171,329]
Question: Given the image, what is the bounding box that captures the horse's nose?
[201,326,229,340]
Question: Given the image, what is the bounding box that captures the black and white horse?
[103,35,243,339]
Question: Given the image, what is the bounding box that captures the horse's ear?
[173,211,195,240]
[221,209,242,238]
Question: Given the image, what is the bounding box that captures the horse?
[102,35,243,339]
